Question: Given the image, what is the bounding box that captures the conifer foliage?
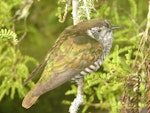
[0,0,149,113]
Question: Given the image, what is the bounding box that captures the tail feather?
[22,85,40,109]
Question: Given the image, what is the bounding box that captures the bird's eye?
[98,29,102,32]
[97,27,104,32]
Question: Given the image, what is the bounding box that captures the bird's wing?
[32,32,103,96]
[22,31,103,109]
[23,60,47,85]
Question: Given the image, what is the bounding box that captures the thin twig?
[15,0,33,20]
[121,1,150,112]
[18,30,27,43]
[59,0,72,23]
[132,0,150,68]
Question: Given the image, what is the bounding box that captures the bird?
[22,18,119,109]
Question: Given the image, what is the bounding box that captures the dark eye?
[97,28,102,32]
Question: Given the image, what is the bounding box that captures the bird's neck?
[101,33,113,59]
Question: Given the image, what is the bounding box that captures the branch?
[15,0,33,20]
[69,0,94,112]
[59,0,71,23]
[83,0,90,20]
[132,0,150,68]
[69,1,84,112]
[72,0,79,25]
[69,78,84,113]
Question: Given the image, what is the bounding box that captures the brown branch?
[59,0,72,23]
[18,30,27,43]
[146,60,150,113]
[120,1,150,113]
[132,28,149,68]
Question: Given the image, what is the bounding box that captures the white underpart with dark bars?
[79,57,103,76]
[72,51,106,81]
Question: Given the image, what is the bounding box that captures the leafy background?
[0,0,149,113]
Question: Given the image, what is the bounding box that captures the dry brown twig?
[121,0,150,113]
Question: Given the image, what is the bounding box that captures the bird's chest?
[73,47,107,80]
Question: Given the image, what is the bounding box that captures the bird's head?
[85,19,119,44]
[63,18,119,47]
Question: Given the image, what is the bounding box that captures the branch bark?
[72,0,79,25]
[69,78,84,113]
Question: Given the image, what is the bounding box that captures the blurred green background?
[0,0,72,113]
[0,0,148,113]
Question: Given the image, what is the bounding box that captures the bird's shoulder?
[45,27,103,70]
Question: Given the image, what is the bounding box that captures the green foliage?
[0,29,18,45]
[0,0,22,27]
[0,0,38,102]
[56,0,69,22]
[56,0,96,22]
[0,0,149,113]
[0,0,69,113]
[0,28,38,100]
[61,0,149,113]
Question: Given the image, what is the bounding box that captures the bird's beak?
[111,26,120,30]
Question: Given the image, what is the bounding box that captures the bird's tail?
[22,85,40,109]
